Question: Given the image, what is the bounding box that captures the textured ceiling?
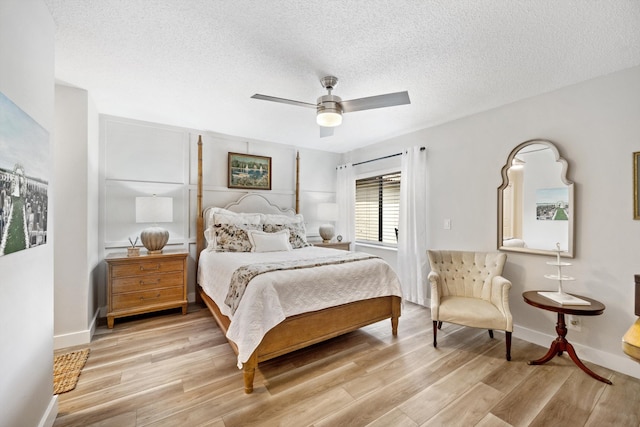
[44,0,640,153]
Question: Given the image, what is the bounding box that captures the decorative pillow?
[247,229,292,252]
[214,223,261,252]
[263,222,311,249]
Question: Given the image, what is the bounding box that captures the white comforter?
[197,246,403,368]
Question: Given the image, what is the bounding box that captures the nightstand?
[314,241,351,251]
[105,250,188,328]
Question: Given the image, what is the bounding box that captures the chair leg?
[437,321,443,330]
[432,321,438,347]
[488,329,494,339]
[506,331,512,361]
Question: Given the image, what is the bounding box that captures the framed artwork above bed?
[228,152,271,190]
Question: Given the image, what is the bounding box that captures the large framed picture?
[634,152,640,219]
[0,91,49,257]
[228,152,272,190]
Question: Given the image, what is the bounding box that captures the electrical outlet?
[444,219,451,230]
[567,315,581,331]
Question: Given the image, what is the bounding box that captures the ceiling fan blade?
[320,126,334,138]
[251,94,316,109]
[341,91,410,113]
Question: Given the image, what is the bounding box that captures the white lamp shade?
[317,202,338,221]
[136,196,173,223]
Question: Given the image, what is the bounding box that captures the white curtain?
[398,146,428,306]
[336,163,355,245]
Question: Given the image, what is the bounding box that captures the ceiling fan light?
[317,110,342,127]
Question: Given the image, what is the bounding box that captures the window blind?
[355,172,401,245]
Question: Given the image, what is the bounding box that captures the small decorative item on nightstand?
[127,237,140,257]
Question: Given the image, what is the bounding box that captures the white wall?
[53,84,100,349]
[344,66,640,380]
[98,116,339,308]
[0,1,57,426]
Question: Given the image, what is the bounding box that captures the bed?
[195,137,402,393]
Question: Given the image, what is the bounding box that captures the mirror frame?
[497,139,575,258]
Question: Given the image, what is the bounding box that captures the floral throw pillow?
[263,223,311,249]
[214,223,261,252]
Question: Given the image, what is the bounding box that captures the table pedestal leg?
[528,313,612,385]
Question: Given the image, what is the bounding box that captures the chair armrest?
[491,275,513,331]
[428,271,442,318]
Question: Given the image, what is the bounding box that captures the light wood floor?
[54,302,640,427]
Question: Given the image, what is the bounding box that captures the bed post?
[243,352,258,394]
[295,150,300,214]
[391,296,401,336]
[195,135,204,304]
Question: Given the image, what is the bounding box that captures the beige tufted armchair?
[428,250,513,360]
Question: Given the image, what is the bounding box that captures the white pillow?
[247,229,292,253]
[204,227,216,251]
[261,213,304,225]
[205,207,262,229]
[213,212,262,225]
[204,209,262,251]
[503,238,526,248]
[205,207,234,229]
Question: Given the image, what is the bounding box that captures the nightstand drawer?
[111,259,184,278]
[112,286,184,310]
[112,271,184,293]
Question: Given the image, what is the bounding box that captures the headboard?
[218,193,294,216]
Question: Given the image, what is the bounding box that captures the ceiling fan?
[251,76,411,137]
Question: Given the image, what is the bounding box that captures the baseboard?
[39,395,57,427]
[514,323,640,380]
[54,309,99,349]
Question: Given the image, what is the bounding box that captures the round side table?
[522,291,612,385]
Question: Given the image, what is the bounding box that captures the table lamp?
[136,195,173,254]
[317,202,338,243]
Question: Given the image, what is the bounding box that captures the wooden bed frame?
[194,135,401,393]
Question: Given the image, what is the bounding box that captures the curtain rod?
[351,146,425,167]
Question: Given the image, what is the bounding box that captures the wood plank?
[475,412,513,427]
[397,340,508,425]
[489,363,574,426]
[421,382,505,426]
[529,366,611,426]
[585,372,640,426]
[364,408,418,427]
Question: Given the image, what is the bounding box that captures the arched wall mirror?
[498,139,575,258]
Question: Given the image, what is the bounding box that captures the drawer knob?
[140,279,161,285]
[140,264,160,271]
[140,293,161,300]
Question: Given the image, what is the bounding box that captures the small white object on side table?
[538,243,589,306]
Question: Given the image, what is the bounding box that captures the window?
[355,172,400,246]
